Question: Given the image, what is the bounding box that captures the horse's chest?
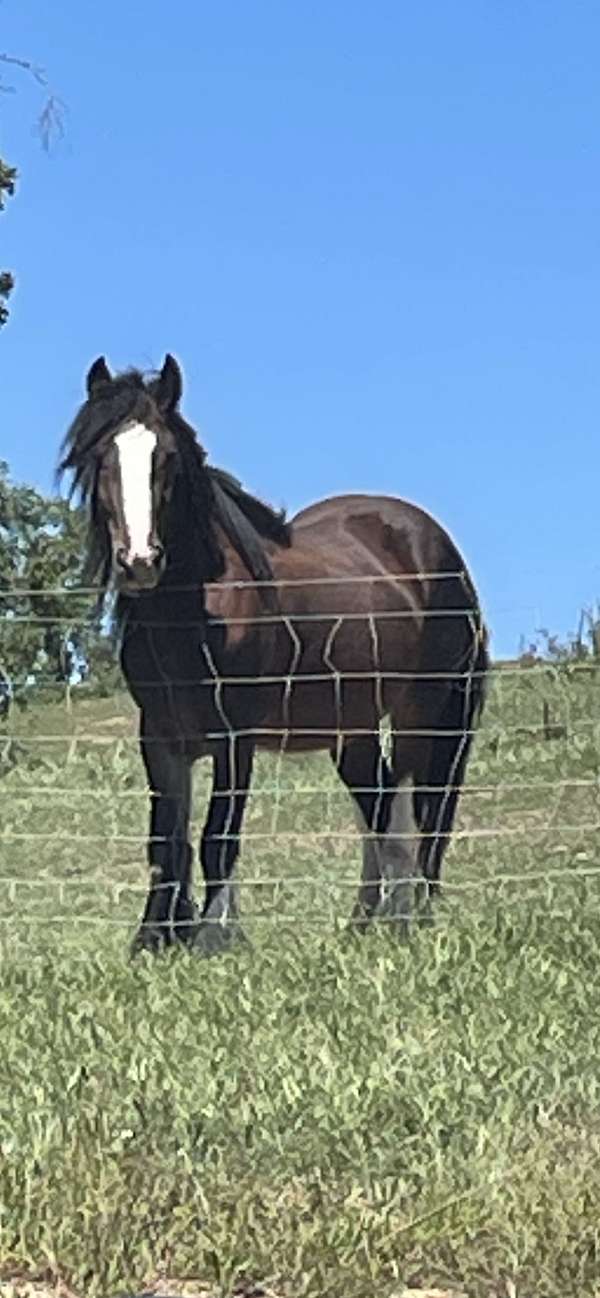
[120,622,278,748]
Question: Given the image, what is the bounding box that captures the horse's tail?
[414,611,490,891]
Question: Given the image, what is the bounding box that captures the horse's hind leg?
[376,774,419,929]
[413,758,462,917]
[398,697,471,921]
[332,737,389,927]
[333,737,417,930]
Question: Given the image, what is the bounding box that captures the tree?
[0,461,95,687]
[0,50,64,327]
[0,461,122,696]
[0,158,16,326]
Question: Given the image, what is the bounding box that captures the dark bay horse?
[60,354,489,955]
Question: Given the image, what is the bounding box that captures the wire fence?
[0,576,598,943]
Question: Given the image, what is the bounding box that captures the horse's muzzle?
[115,544,165,591]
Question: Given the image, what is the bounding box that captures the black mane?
[58,367,291,600]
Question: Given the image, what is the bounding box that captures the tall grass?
[0,665,598,1296]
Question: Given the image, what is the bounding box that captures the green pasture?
[0,663,598,1297]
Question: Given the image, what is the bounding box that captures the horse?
[59,353,489,955]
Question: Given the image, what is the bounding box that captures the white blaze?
[115,422,157,561]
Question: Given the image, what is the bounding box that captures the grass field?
[0,663,599,1297]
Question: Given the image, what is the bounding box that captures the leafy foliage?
[0,460,115,689]
[519,603,600,668]
[1,48,65,327]
[0,157,16,326]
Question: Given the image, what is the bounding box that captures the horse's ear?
[86,356,112,397]
[155,353,183,412]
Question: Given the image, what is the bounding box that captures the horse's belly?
[255,676,382,753]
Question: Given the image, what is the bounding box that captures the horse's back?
[291,492,448,541]
[284,493,476,631]
[290,493,466,584]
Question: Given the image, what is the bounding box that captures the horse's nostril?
[151,543,165,568]
[115,547,129,572]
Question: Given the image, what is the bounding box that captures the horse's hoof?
[191,920,249,958]
[172,906,202,948]
[129,925,170,959]
[385,916,412,941]
[346,913,373,935]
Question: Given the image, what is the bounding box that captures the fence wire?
[0,577,598,942]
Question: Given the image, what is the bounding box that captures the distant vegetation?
[0,460,119,701]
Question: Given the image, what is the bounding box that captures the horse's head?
[61,354,186,594]
[86,354,182,592]
[61,352,291,606]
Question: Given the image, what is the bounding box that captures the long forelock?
[57,370,161,595]
[58,370,154,501]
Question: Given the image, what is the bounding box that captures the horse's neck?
[114,536,200,633]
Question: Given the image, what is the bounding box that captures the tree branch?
[0,52,46,87]
[0,51,65,150]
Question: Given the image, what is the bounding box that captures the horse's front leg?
[194,736,255,956]
[131,720,198,956]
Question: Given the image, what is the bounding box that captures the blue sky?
[1,0,599,656]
